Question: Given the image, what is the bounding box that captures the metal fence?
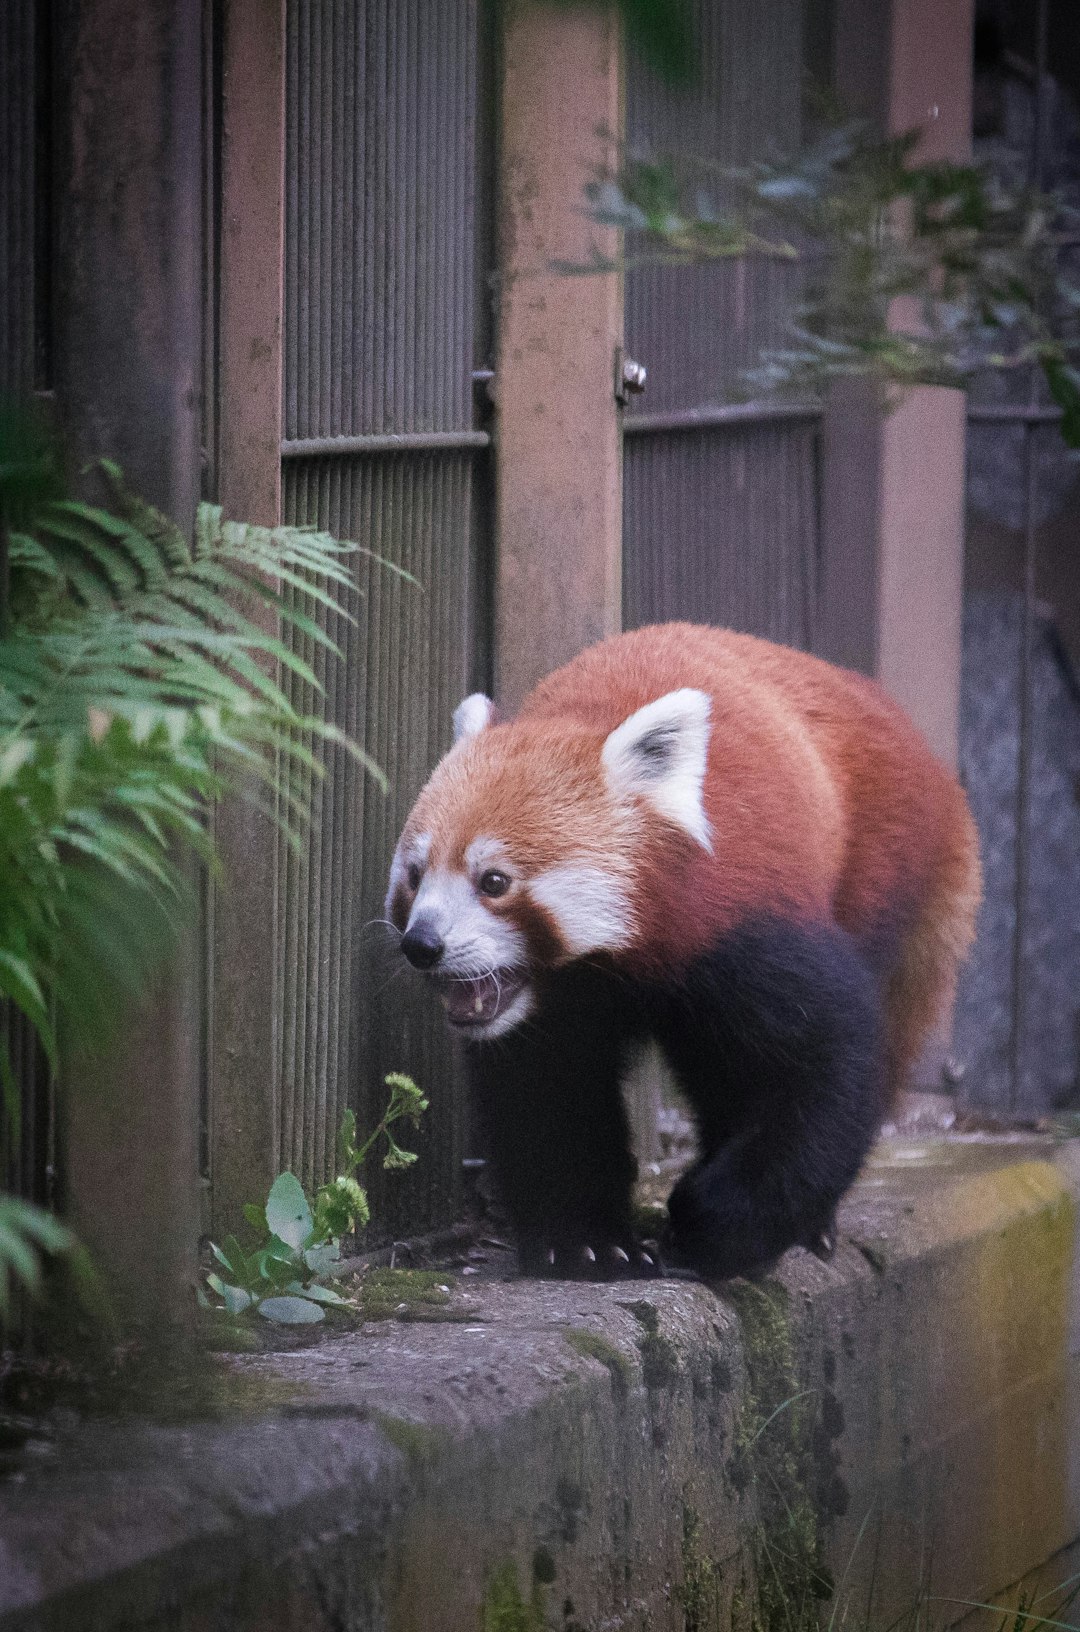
[955,0,1080,1114]
[276,0,493,1233]
[1,0,58,1221]
[623,0,821,651]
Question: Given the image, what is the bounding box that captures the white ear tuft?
[453,693,495,742]
[601,688,712,850]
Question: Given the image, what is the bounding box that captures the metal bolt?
[614,346,647,404]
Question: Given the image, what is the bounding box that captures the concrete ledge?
[2,1137,1078,1631]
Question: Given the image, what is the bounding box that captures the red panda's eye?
[406,862,422,891]
[478,869,511,899]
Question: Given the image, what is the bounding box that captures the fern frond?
[0,416,395,1123]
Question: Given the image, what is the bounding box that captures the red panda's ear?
[452,693,495,742]
[601,688,712,851]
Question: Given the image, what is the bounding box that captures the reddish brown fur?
[400,624,981,1096]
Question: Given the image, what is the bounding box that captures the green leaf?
[0,1219,43,1294]
[382,1135,418,1171]
[258,1295,325,1325]
[285,1281,345,1305]
[264,1173,313,1251]
[0,1198,72,1254]
[242,1202,266,1230]
[303,1241,341,1276]
[211,1233,258,1290]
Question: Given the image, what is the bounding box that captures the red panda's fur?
[520,623,981,1094]
[389,624,981,1280]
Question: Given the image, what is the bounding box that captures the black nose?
[401,920,444,970]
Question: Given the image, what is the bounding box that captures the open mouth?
[431,969,528,1029]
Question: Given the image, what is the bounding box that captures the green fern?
[0,407,403,1308]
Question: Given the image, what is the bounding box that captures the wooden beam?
[494,1,624,713]
[208,0,287,1234]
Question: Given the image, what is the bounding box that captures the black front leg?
[654,916,886,1281]
[466,966,657,1279]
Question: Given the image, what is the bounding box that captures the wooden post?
[208,0,287,1234]
[820,0,973,773]
[55,0,204,1329]
[494,1,624,713]
[820,0,973,1085]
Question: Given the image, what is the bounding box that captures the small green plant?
[0,401,406,1323]
[202,1073,428,1325]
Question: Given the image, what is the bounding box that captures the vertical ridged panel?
[0,1,36,395]
[286,0,475,440]
[624,0,806,414]
[1,2,55,1236]
[282,454,479,1228]
[623,0,820,646]
[624,421,819,647]
[281,1,485,1227]
[1,1008,55,1210]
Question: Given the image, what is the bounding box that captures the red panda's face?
[386,687,714,1039]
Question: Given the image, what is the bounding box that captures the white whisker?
[361,916,401,938]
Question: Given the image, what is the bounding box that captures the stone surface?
[1,1135,1078,1631]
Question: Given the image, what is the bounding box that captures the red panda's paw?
[666,1160,840,1282]
[518,1238,663,1282]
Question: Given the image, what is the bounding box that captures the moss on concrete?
[622,1298,681,1392]
[480,1560,548,1632]
[678,1501,725,1632]
[358,1268,455,1322]
[374,1413,451,1467]
[725,1280,833,1632]
[562,1327,634,1398]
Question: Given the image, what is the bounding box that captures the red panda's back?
[520,623,978,962]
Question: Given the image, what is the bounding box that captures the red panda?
[386,623,981,1281]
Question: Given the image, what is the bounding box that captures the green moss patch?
[562,1327,635,1397]
[374,1412,451,1467]
[678,1502,725,1632]
[358,1268,456,1322]
[726,1280,833,1632]
[481,1560,548,1632]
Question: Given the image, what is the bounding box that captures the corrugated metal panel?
[1,1,56,1235]
[624,418,819,645]
[0,0,37,396]
[285,0,476,440]
[623,0,820,647]
[280,0,487,1231]
[1,1009,55,1209]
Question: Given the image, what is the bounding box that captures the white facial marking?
[529,863,636,956]
[384,831,432,916]
[601,688,713,851]
[465,835,511,877]
[409,868,527,974]
[453,693,495,742]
